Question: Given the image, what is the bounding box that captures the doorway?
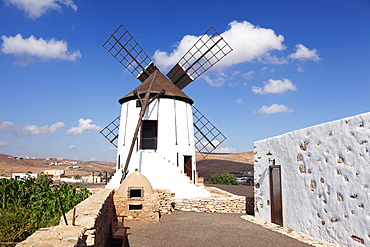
[269,165,283,225]
[184,156,192,180]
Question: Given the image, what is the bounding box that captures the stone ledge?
[17,189,113,247]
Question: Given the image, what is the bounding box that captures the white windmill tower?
[101,25,232,198]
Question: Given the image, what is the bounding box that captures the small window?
[140,120,157,150]
[129,204,143,210]
[128,187,143,198]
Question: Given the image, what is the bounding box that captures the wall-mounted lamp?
[266,150,275,165]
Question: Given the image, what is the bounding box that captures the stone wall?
[173,187,246,214]
[254,112,370,247]
[17,189,113,247]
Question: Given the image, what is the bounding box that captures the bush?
[207,173,241,185]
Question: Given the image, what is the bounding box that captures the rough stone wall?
[156,189,174,215]
[17,189,113,247]
[254,112,370,247]
[113,192,160,221]
[173,187,246,214]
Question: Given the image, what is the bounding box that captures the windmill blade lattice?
[167,26,233,89]
[192,106,226,156]
[100,116,120,148]
[103,25,157,82]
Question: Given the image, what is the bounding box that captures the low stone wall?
[16,189,113,247]
[173,187,246,214]
[157,189,174,215]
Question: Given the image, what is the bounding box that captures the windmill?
[101,25,232,198]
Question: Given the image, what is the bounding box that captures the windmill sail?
[103,25,157,82]
[100,116,120,148]
[167,26,233,89]
[192,106,226,156]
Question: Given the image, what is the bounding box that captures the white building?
[12,173,38,180]
[254,112,370,247]
[106,70,210,199]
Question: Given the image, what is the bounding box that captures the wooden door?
[269,165,283,225]
[184,156,192,180]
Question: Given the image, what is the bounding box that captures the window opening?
[141,120,157,149]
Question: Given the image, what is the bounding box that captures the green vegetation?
[207,173,241,185]
[0,175,90,243]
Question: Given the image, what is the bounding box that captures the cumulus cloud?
[214,147,237,153]
[289,44,321,62]
[1,34,81,65]
[252,78,297,94]
[0,121,13,131]
[67,118,102,135]
[0,141,8,147]
[5,0,77,19]
[257,104,293,114]
[15,122,65,136]
[236,98,244,104]
[153,20,285,71]
[68,145,76,150]
[48,122,66,133]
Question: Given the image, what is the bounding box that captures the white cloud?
[0,141,8,147]
[215,147,237,153]
[5,0,77,19]
[289,44,321,62]
[69,145,76,150]
[153,20,285,71]
[0,121,13,131]
[67,118,102,135]
[203,74,227,87]
[257,104,293,114]
[243,71,255,80]
[1,34,81,65]
[252,78,297,94]
[236,98,244,104]
[88,157,98,161]
[48,122,66,133]
[15,122,65,136]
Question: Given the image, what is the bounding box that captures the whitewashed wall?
[107,97,210,198]
[254,112,370,247]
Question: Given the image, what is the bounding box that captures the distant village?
[0,156,110,183]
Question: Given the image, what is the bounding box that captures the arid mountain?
[0,154,115,177]
[196,151,254,181]
[0,151,254,181]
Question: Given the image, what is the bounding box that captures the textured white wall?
[254,112,370,247]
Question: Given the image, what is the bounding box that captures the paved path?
[122,211,312,247]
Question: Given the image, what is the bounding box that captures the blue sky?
[1,0,370,162]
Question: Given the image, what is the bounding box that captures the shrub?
[207,173,241,185]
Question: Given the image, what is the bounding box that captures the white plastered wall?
[254,112,370,247]
[110,97,209,198]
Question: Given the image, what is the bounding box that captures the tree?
[207,173,241,185]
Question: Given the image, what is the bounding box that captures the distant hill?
[0,154,115,177]
[0,151,254,181]
[196,151,254,181]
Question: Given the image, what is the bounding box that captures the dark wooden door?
[269,165,283,225]
[184,156,192,180]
